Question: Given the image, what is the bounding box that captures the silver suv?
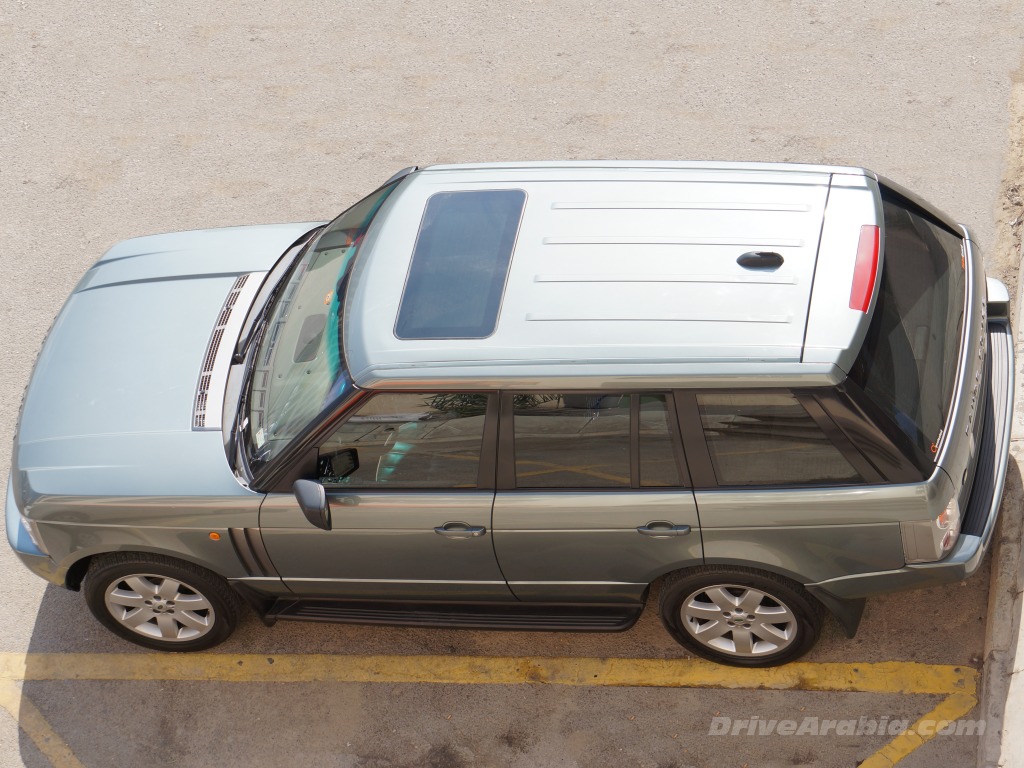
[6,162,1013,667]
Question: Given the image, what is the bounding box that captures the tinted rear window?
[850,193,966,468]
[697,392,862,486]
[395,189,526,339]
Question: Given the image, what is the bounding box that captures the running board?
[265,599,642,632]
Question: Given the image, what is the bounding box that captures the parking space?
[4,680,964,768]
[0,570,990,767]
[0,653,979,768]
[4,2,1024,766]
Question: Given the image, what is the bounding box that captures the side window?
[511,393,684,488]
[319,393,488,488]
[639,395,683,487]
[697,392,862,487]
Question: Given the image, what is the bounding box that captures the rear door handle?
[636,521,692,538]
[737,251,784,269]
[434,521,487,539]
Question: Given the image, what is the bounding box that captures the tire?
[659,566,824,667]
[84,553,241,652]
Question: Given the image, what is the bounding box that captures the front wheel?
[84,553,241,651]
[659,566,823,667]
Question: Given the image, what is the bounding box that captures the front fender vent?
[193,274,251,430]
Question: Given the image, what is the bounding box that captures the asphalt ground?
[3,2,1024,767]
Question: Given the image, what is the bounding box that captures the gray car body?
[5,161,1015,639]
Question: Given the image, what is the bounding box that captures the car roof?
[343,162,892,390]
[422,160,872,175]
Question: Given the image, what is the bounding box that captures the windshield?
[243,181,398,471]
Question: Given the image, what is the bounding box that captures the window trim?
[629,395,640,489]
[674,391,717,488]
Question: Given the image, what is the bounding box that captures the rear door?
[678,390,908,584]
[492,392,702,603]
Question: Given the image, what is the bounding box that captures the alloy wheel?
[679,583,798,658]
[103,573,216,642]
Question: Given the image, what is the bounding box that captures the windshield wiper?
[233,228,322,363]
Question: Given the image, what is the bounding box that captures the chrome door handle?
[636,522,692,538]
[434,521,487,538]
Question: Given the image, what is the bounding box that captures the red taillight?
[849,225,880,313]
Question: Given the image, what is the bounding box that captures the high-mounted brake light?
[849,225,880,313]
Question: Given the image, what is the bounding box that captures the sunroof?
[395,189,526,339]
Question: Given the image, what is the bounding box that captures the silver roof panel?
[344,163,889,388]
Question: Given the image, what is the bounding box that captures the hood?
[74,222,322,293]
[14,222,319,496]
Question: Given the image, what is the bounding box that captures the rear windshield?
[395,189,526,339]
[849,192,966,469]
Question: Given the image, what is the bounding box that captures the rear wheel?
[84,553,241,651]
[659,566,823,667]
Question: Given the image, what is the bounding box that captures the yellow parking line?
[0,680,84,768]
[860,691,980,768]
[515,460,633,483]
[0,653,977,768]
[0,653,973,693]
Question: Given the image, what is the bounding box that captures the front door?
[259,392,514,601]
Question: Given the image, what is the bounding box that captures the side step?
[265,599,642,632]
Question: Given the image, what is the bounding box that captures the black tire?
[84,553,241,652]
[659,566,824,667]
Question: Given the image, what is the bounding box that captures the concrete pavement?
[3,2,1024,766]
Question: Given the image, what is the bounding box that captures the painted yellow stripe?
[860,691,980,768]
[0,653,975,695]
[515,462,632,483]
[0,653,978,768]
[0,680,84,768]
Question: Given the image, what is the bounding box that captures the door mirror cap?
[293,479,331,531]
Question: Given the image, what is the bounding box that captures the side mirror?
[317,447,359,483]
[293,479,331,531]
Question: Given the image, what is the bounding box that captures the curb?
[978,265,1024,768]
